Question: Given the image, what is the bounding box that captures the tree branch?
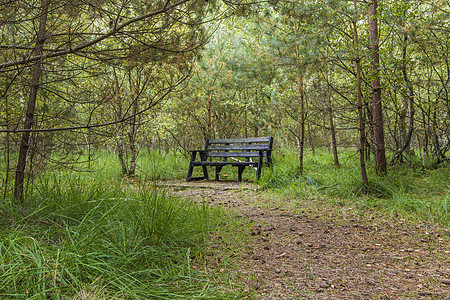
[0,0,192,71]
[0,73,190,133]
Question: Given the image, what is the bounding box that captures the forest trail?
[165,181,450,299]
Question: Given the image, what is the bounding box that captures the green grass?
[0,147,447,298]
[259,148,449,226]
[137,150,190,181]
[0,165,235,299]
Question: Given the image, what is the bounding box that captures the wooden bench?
[186,137,273,182]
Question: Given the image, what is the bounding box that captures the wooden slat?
[193,161,259,167]
[208,137,272,144]
[205,152,266,158]
[207,144,270,151]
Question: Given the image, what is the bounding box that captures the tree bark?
[353,0,369,187]
[207,92,212,139]
[298,76,305,175]
[368,0,387,174]
[4,95,11,199]
[390,33,415,166]
[321,111,329,152]
[14,0,50,202]
[243,88,248,138]
[325,71,339,167]
[127,70,140,176]
[118,136,128,175]
[128,97,139,176]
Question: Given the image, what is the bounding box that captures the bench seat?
[186,137,273,182]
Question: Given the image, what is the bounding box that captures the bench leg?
[186,162,194,181]
[238,166,245,182]
[186,152,196,181]
[215,166,223,181]
[187,151,208,181]
[256,166,262,180]
[256,151,263,180]
[202,165,209,180]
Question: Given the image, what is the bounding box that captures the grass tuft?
[0,169,220,299]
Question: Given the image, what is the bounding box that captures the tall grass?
[138,150,189,181]
[259,148,449,226]
[1,147,447,297]
[0,168,221,299]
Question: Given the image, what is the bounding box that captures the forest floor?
[164,180,450,300]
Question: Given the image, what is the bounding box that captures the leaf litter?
[166,181,450,299]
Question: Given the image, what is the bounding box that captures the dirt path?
[165,181,450,299]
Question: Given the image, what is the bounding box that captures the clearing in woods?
[166,180,450,299]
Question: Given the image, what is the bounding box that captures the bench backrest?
[204,137,273,162]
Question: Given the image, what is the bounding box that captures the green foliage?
[139,150,190,181]
[260,148,449,226]
[259,150,301,188]
[0,169,223,298]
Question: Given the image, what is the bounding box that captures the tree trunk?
[298,76,305,175]
[117,136,128,175]
[325,71,339,167]
[87,129,91,169]
[4,95,11,199]
[308,121,315,156]
[322,111,329,152]
[368,0,387,174]
[422,117,428,169]
[254,85,259,137]
[293,21,306,174]
[353,0,369,187]
[207,93,212,139]
[128,94,139,176]
[244,109,248,138]
[244,88,248,138]
[14,0,50,202]
[390,33,415,166]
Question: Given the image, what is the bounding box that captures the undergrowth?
[0,147,447,298]
[259,148,449,226]
[0,167,235,299]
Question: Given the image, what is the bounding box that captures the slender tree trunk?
[391,33,415,166]
[308,121,315,155]
[128,97,139,176]
[14,0,50,202]
[368,0,387,174]
[292,21,306,175]
[244,109,248,138]
[353,0,369,187]
[298,76,305,174]
[88,129,91,169]
[322,111,329,152]
[207,93,212,139]
[243,88,248,138]
[423,122,428,168]
[4,95,11,199]
[254,85,259,137]
[129,141,137,175]
[118,136,128,175]
[325,72,339,167]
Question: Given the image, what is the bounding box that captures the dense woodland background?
[0,1,449,298]
[1,0,449,197]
